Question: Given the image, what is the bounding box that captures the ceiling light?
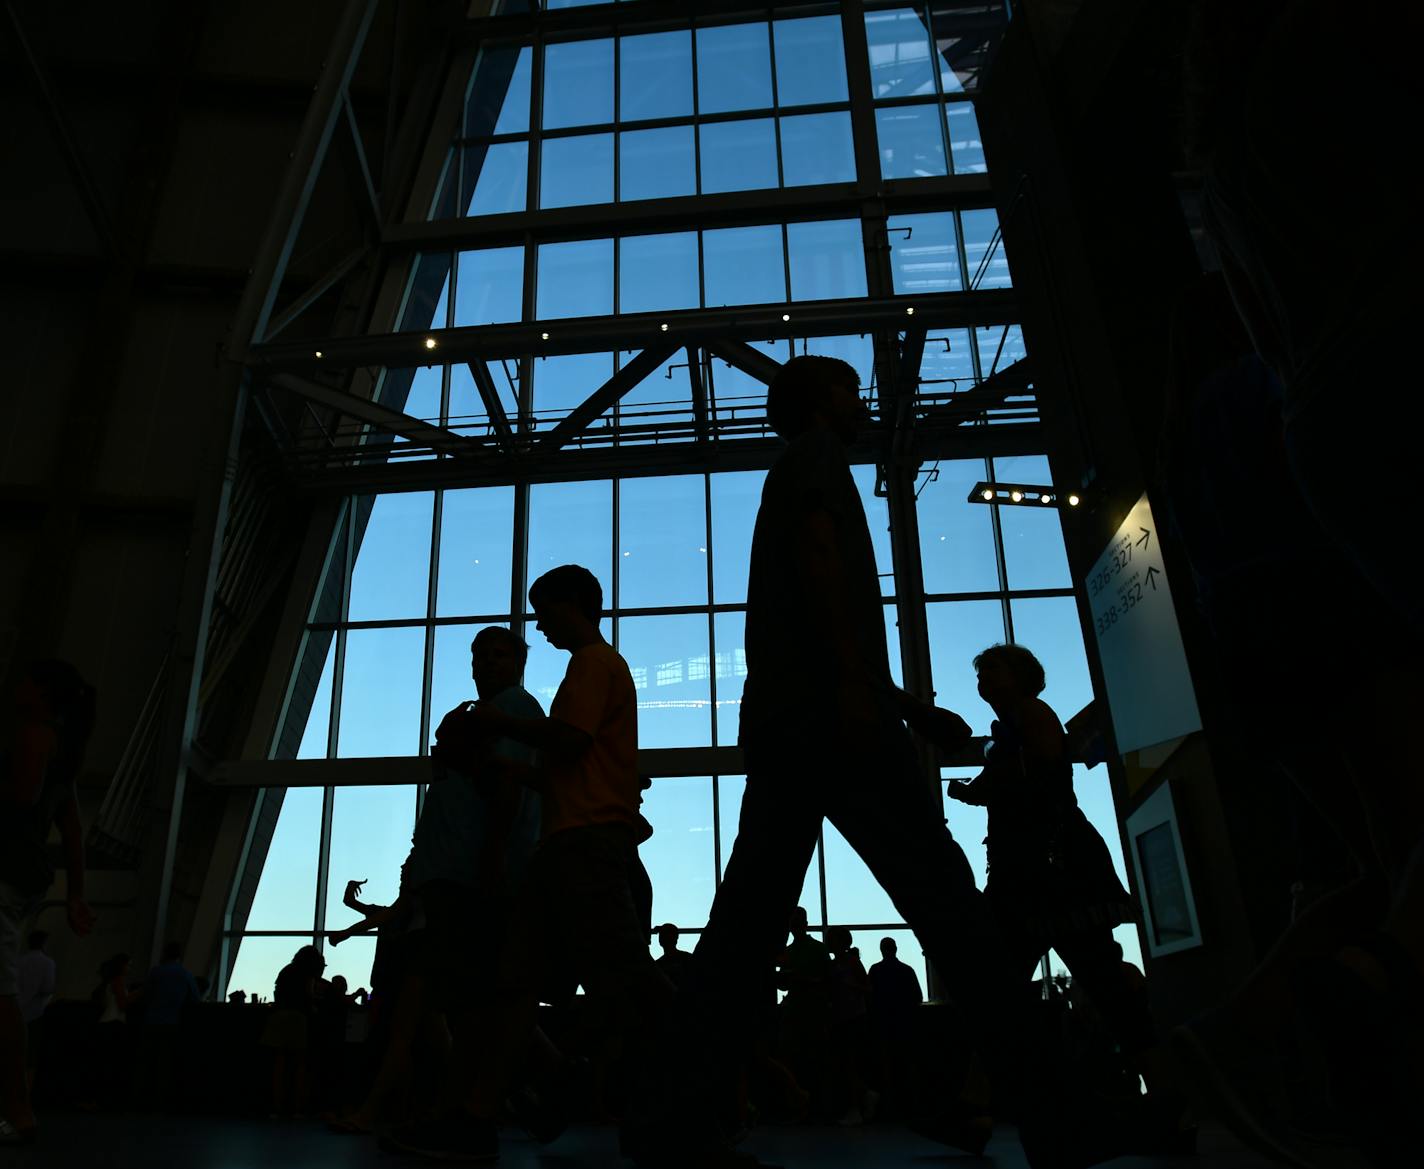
[1067,494,1081,507]
[906,306,915,316]
[314,350,323,359]
[1010,491,1023,503]
[660,323,669,332]
[424,337,437,350]
[781,313,791,322]
[541,332,550,341]
[1040,494,1053,504]
[980,489,994,501]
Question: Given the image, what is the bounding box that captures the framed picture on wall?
[1126,780,1202,957]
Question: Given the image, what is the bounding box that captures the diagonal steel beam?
[467,360,515,450]
[541,343,678,452]
[707,338,784,387]
[263,245,369,342]
[916,355,1033,425]
[270,371,484,456]
[342,91,381,228]
[3,1,120,257]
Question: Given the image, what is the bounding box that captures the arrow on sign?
[1145,565,1160,591]
[1136,527,1152,552]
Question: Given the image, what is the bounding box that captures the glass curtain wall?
[227,1,1136,999]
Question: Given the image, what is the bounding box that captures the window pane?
[449,360,517,436]
[849,464,894,596]
[322,935,377,996]
[464,142,528,217]
[400,258,449,332]
[945,101,985,173]
[917,457,1000,594]
[1008,596,1095,725]
[699,118,778,194]
[875,104,947,179]
[338,627,426,757]
[927,600,1006,728]
[620,126,696,202]
[325,785,417,924]
[919,327,976,393]
[620,232,700,315]
[718,775,822,924]
[245,787,321,930]
[865,7,936,99]
[454,247,524,326]
[702,225,786,306]
[942,766,989,888]
[349,493,433,621]
[296,639,335,760]
[619,614,712,749]
[773,16,848,106]
[541,133,614,208]
[618,475,708,608]
[620,30,693,121]
[696,23,773,114]
[536,238,613,319]
[888,212,961,295]
[528,479,613,609]
[884,603,905,687]
[710,338,789,426]
[641,776,717,928]
[960,208,1011,289]
[543,38,614,129]
[932,2,1002,95]
[437,486,515,617]
[823,820,901,926]
[780,112,856,187]
[228,936,312,1003]
[992,455,1071,589]
[430,623,477,738]
[800,335,876,392]
[976,323,1027,377]
[712,611,747,746]
[710,469,766,604]
[618,349,694,433]
[533,352,614,428]
[466,46,531,137]
[788,219,866,302]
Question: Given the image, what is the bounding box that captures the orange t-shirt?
[543,642,640,839]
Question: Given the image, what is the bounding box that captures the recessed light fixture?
[314,350,323,359]
[541,332,550,341]
[1010,491,1024,503]
[424,337,437,350]
[981,489,994,501]
[1040,494,1053,504]
[781,313,791,322]
[1068,494,1081,507]
[906,306,915,316]
[660,323,669,332]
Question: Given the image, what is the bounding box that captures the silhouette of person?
[14,932,55,1104]
[901,647,1153,1070]
[654,924,693,990]
[824,926,875,1126]
[628,356,1002,1167]
[1,660,97,1146]
[775,908,832,1116]
[260,944,325,1119]
[389,565,672,1161]
[137,941,200,1111]
[868,937,922,1112]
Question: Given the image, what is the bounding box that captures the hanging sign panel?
[1085,493,1201,754]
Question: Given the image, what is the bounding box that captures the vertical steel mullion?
[712,773,723,884]
[511,481,531,642]
[528,34,544,216]
[419,489,442,821]
[926,2,956,175]
[317,509,354,947]
[779,222,792,309]
[611,477,620,650]
[817,824,829,929]
[690,22,704,196]
[612,32,622,205]
[767,14,785,190]
[703,471,717,747]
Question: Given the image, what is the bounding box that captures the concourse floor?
[0,1113,1278,1169]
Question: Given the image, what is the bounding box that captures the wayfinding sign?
[1085,493,1201,754]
